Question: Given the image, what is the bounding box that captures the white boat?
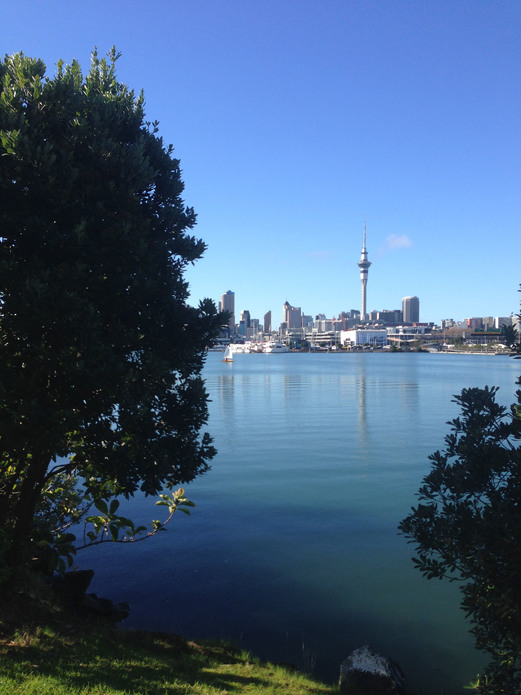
[230,343,250,354]
[222,346,234,362]
[263,341,289,353]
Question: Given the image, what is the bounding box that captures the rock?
[48,570,130,622]
[339,645,407,695]
[48,569,95,604]
[81,593,130,622]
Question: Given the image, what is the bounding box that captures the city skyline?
[2,2,520,325]
[216,284,515,342]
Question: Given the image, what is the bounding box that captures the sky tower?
[357,221,371,321]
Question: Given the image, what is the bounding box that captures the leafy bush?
[400,374,521,691]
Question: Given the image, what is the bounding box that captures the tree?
[0,50,224,572]
[501,323,519,350]
[399,297,521,691]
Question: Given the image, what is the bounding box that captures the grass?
[0,576,338,695]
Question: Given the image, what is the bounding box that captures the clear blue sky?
[2,0,520,325]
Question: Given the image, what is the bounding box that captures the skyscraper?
[264,310,272,333]
[402,296,420,324]
[357,222,371,321]
[283,301,302,329]
[219,290,235,334]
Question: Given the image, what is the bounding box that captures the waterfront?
[80,352,519,693]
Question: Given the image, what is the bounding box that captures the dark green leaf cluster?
[0,50,226,572]
[500,323,519,351]
[399,377,521,691]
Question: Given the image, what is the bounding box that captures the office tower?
[377,309,402,324]
[283,301,302,329]
[239,309,251,328]
[357,222,371,321]
[402,296,420,324]
[219,290,235,334]
[264,310,272,333]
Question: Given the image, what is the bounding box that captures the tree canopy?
[399,299,521,692]
[0,49,223,571]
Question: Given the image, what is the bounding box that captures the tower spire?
[357,220,371,322]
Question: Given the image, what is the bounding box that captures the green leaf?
[108,524,119,541]
[95,499,109,516]
[109,499,120,515]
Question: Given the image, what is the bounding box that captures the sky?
[2,0,520,326]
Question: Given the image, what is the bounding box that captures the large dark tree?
[399,296,521,692]
[0,50,223,570]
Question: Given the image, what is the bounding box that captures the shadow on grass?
[1,626,334,694]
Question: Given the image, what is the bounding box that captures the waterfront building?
[341,329,388,347]
[357,222,371,321]
[402,296,420,324]
[307,329,337,347]
[387,324,430,346]
[219,290,235,334]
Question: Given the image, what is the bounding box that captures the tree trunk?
[7,454,50,568]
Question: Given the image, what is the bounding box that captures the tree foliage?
[501,323,519,351]
[0,49,224,572]
[399,302,521,691]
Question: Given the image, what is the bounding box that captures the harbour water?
[80,352,519,693]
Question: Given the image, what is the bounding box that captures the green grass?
[0,580,338,695]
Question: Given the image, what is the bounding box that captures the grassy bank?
[0,580,337,695]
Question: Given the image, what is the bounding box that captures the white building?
[340,329,388,347]
[402,296,420,323]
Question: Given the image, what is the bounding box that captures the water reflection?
[357,358,368,448]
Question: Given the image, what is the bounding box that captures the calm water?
[79,352,519,693]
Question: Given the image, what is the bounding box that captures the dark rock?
[47,570,129,623]
[339,645,407,695]
[48,569,95,604]
[81,593,130,622]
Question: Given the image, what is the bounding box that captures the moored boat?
[263,341,289,353]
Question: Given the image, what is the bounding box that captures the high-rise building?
[377,309,402,324]
[219,290,235,334]
[264,310,272,333]
[357,222,371,321]
[238,309,251,336]
[283,301,302,329]
[402,296,420,324]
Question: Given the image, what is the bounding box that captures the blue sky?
[2,0,520,325]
